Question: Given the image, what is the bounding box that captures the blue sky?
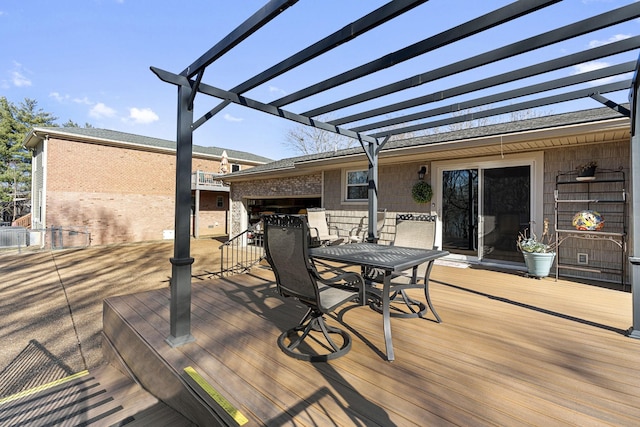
[1,0,638,160]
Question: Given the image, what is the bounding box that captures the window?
[231,164,240,173]
[217,196,224,208]
[346,170,368,201]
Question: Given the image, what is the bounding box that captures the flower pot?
[522,252,556,278]
[577,165,596,181]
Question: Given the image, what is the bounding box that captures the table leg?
[383,270,394,361]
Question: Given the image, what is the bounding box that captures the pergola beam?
[152,66,376,144]
[331,37,640,127]
[305,2,640,118]
[367,80,631,139]
[192,0,429,130]
[589,93,631,117]
[353,62,635,133]
[272,0,561,109]
[181,0,298,78]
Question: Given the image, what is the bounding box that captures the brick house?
[223,106,630,284]
[23,127,271,246]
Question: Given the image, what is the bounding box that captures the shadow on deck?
[100,263,640,426]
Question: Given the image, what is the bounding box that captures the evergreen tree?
[0,97,57,220]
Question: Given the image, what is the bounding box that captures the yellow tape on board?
[184,366,249,425]
[0,370,90,405]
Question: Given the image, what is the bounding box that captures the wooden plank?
[103,264,640,426]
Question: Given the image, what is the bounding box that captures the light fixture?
[418,165,427,180]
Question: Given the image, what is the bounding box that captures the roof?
[223,105,630,179]
[23,127,273,164]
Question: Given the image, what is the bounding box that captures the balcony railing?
[191,170,229,191]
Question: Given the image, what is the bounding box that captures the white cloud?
[572,60,630,86]
[269,85,287,96]
[11,71,31,87]
[10,62,32,87]
[128,107,159,124]
[73,96,92,105]
[89,102,117,119]
[573,61,609,74]
[223,113,243,122]
[49,92,68,102]
[588,34,631,48]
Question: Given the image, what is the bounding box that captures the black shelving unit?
[554,169,627,288]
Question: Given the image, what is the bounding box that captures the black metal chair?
[263,214,365,361]
[368,214,442,322]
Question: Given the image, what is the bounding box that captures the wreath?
[411,181,433,204]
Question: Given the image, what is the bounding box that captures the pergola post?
[366,140,379,243]
[628,57,640,339]
[166,84,196,347]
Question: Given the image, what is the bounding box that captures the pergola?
[151,0,640,346]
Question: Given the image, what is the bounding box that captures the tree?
[62,119,94,128]
[283,115,357,155]
[0,97,57,221]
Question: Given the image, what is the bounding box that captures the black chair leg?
[278,309,352,362]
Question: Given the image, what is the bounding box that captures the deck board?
[104,263,640,426]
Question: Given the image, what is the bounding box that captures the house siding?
[544,140,630,283]
[228,139,631,283]
[32,142,45,229]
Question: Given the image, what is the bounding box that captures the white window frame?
[343,168,369,204]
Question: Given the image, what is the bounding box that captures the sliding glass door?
[480,166,530,262]
[442,169,478,257]
[436,155,540,263]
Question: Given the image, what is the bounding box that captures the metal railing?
[191,170,229,191]
[218,228,265,277]
[0,227,29,250]
[50,226,90,249]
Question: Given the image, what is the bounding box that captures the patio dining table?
[310,242,448,361]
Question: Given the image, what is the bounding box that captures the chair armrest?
[328,224,342,237]
[317,271,366,306]
[309,227,320,238]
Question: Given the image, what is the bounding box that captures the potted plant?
[517,219,557,278]
[576,161,597,180]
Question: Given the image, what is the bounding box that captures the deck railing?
[218,228,265,277]
[191,171,229,191]
[12,213,31,228]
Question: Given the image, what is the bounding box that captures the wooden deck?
[103,263,640,426]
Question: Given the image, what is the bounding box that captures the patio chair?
[348,209,387,243]
[306,208,343,246]
[368,213,442,322]
[263,214,365,362]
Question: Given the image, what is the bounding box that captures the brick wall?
[197,192,228,237]
[45,137,241,245]
[230,174,322,236]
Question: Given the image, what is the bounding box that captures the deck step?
[0,364,193,426]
